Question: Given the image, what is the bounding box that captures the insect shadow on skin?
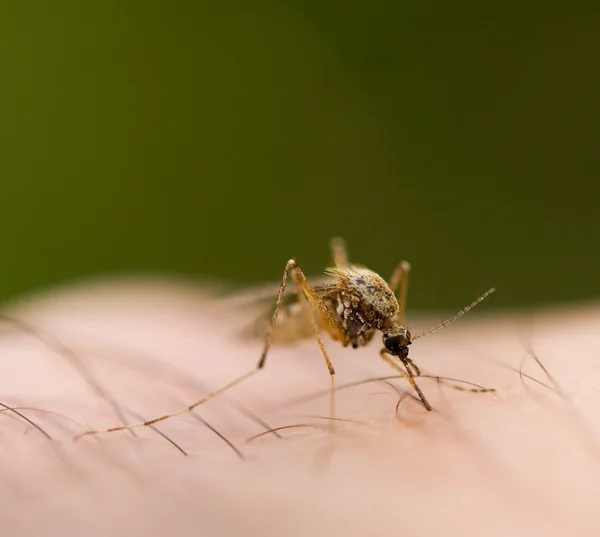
[75,237,495,441]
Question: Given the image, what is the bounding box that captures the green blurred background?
[0,2,598,309]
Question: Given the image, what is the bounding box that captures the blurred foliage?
[0,1,598,309]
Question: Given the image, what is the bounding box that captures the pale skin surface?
[0,278,599,537]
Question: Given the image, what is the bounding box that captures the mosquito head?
[382,327,412,358]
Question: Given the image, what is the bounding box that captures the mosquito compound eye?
[384,334,409,356]
[406,330,412,342]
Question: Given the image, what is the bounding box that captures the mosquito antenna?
[412,287,496,341]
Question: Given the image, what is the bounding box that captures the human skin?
[0,279,599,537]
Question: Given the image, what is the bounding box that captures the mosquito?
[76,237,495,439]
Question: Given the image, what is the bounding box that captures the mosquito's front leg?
[379,349,432,411]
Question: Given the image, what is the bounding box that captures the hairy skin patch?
[0,280,599,537]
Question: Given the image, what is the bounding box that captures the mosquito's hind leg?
[76,258,300,440]
[257,259,298,368]
[379,349,432,411]
[388,261,410,325]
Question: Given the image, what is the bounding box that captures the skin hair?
[0,279,599,537]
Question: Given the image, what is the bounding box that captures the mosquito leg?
[289,262,348,429]
[257,259,297,368]
[388,261,410,325]
[330,237,349,269]
[76,259,299,440]
[379,349,432,411]
[421,375,497,394]
[292,266,344,342]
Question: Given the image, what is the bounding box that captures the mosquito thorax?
[325,266,401,349]
[329,267,399,320]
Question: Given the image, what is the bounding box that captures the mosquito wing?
[224,276,336,345]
